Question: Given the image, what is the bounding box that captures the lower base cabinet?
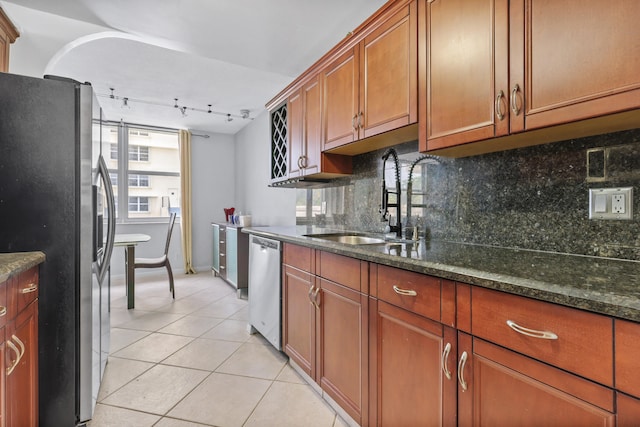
[281,245,368,425]
[457,334,615,426]
[7,301,38,427]
[617,393,640,427]
[280,247,639,426]
[370,299,457,426]
[1,265,39,427]
[317,278,368,425]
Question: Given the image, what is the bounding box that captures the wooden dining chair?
[134,212,177,298]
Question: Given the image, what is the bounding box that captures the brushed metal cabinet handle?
[0,306,6,317]
[506,320,558,340]
[393,285,417,297]
[458,350,468,391]
[511,84,521,116]
[6,340,20,375]
[20,284,38,294]
[312,287,321,308]
[441,342,452,380]
[495,90,505,121]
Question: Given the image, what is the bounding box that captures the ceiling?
[1,0,388,134]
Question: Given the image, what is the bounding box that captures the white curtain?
[179,129,196,274]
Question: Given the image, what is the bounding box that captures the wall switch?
[589,187,633,220]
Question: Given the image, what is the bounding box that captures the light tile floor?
[88,272,348,427]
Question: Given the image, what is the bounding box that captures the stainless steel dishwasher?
[248,235,282,350]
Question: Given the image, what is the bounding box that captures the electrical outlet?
[589,187,633,220]
[612,194,626,214]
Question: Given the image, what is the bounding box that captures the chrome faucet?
[406,154,441,238]
[380,148,402,238]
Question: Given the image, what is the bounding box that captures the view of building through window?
[103,123,180,220]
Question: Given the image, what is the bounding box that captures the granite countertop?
[243,226,640,322]
[0,252,46,283]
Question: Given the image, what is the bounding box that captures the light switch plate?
[589,187,633,220]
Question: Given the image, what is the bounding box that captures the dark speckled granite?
[243,226,640,322]
[297,128,640,260]
[0,252,46,282]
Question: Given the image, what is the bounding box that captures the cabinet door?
[361,0,417,139]
[226,228,238,287]
[420,0,509,151]
[323,47,359,150]
[282,265,315,377]
[516,0,640,130]
[212,224,220,274]
[316,279,368,425]
[457,335,615,427]
[287,89,304,178]
[218,226,227,279]
[6,301,38,427]
[372,300,456,426]
[618,393,640,427]
[302,77,321,175]
[0,325,5,427]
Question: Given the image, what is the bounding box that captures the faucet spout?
[381,148,402,238]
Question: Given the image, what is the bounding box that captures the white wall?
[190,132,237,271]
[110,131,236,276]
[233,110,296,226]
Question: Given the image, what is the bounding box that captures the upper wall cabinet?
[420,0,640,156]
[269,75,352,186]
[0,7,19,73]
[322,0,418,152]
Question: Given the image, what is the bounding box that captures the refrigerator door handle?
[95,155,116,283]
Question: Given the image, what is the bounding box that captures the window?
[105,123,180,221]
[129,145,149,162]
[129,196,149,212]
[128,174,149,187]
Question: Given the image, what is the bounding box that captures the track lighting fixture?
[99,89,253,122]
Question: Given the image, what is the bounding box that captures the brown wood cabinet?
[420,0,640,156]
[281,244,368,425]
[420,0,509,151]
[323,0,417,151]
[369,265,457,426]
[281,247,640,425]
[457,333,615,426]
[2,266,39,427]
[617,393,640,427]
[287,76,352,181]
[0,7,19,73]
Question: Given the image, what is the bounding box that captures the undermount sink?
[303,233,387,245]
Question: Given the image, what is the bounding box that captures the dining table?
[113,233,151,309]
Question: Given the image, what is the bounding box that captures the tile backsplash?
[297,128,640,260]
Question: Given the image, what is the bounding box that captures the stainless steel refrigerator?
[0,73,116,426]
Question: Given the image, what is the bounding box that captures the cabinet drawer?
[0,277,8,327]
[471,287,613,386]
[283,243,313,273]
[13,267,38,315]
[318,251,362,292]
[376,265,441,322]
[615,319,640,397]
